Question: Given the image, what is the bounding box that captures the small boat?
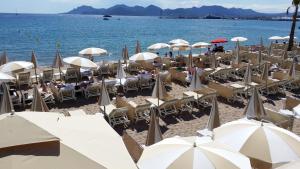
[103,15,112,18]
[103,18,109,21]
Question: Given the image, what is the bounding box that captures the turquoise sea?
[0,13,298,65]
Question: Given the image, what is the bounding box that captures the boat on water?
[103,18,109,20]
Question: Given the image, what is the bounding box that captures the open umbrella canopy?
[170,43,191,51]
[192,42,211,48]
[31,85,49,112]
[0,61,33,73]
[129,52,159,62]
[0,111,137,169]
[269,36,284,41]
[169,39,189,45]
[283,36,297,40]
[0,72,15,82]
[138,136,252,169]
[211,38,228,44]
[79,47,108,56]
[214,118,300,166]
[276,160,300,169]
[231,37,248,42]
[147,43,170,51]
[63,56,97,68]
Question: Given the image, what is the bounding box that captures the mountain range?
[66,4,285,18]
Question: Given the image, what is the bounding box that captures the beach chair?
[147,98,178,117]
[124,79,139,93]
[42,69,54,83]
[65,68,78,82]
[9,89,23,107]
[99,65,110,76]
[208,81,243,103]
[59,87,76,102]
[176,96,194,114]
[100,104,130,127]
[265,108,295,131]
[128,101,152,123]
[127,63,140,73]
[139,77,153,91]
[84,83,101,98]
[17,72,31,87]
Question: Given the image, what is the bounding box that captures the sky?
[0,0,293,14]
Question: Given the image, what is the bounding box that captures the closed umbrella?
[211,53,217,68]
[138,136,252,169]
[261,62,269,90]
[31,51,38,83]
[63,56,97,69]
[214,118,300,167]
[31,85,49,112]
[207,97,220,131]
[145,110,163,146]
[116,59,126,93]
[123,45,129,66]
[288,62,296,79]
[187,51,193,70]
[129,52,159,62]
[234,40,241,64]
[98,78,111,115]
[244,87,266,120]
[135,40,142,54]
[0,83,14,114]
[122,131,144,162]
[148,43,170,51]
[169,39,189,45]
[152,73,168,107]
[189,68,202,91]
[0,50,8,66]
[258,37,263,65]
[0,61,33,73]
[52,50,64,80]
[0,72,15,82]
[268,42,273,57]
[244,63,252,86]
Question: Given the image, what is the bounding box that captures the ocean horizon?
[0,13,297,65]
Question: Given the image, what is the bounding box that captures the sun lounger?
[139,77,153,91]
[68,109,87,116]
[9,89,23,107]
[124,78,139,93]
[17,72,31,87]
[127,62,140,73]
[100,104,130,127]
[42,69,54,83]
[65,67,78,82]
[208,81,243,103]
[176,96,194,114]
[265,108,295,131]
[49,83,76,103]
[84,83,101,98]
[146,98,178,117]
[99,64,110,76]
[128,101,151,123]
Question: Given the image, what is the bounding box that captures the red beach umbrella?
[211,38,228,44]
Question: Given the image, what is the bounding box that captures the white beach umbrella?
[0,61,33,73]
[170,43,191,51]
[63,56,97,69]
[138,136,252,169]
[269,36,284,41]
[169,39,189,45]
[147,43,170,51]
[79,47,108,56]
[129,52,159,62]
[0,72,15,82]
[231,37,248,42]
[214,118,300,166]
[0,111,137,169]
[276,160,300,169]
[283,36,297,40]
[192,42,211,48]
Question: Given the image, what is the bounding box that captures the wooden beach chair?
[124,78,139,93]
[146,98,178,117]
[42,69,54,83]
[265,108,295,131]
[208,81,243,103]
[139,77,153,91]
[176,96,194,114]
[65,68,78,82]
[17,72,31,87]
[84,83,101,98]
[100,104,130,127]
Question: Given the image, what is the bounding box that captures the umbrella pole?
[58,66,62,81]
[34,67,38,84]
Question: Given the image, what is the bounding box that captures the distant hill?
[66,4,284,18]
